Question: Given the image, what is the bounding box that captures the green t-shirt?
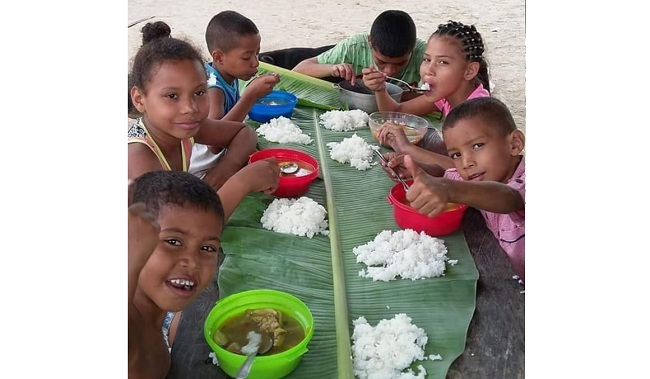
[317,33,426,85]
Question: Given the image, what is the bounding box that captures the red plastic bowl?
[387,181,468,236]
[249,148,319,198]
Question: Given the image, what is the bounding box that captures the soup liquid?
[214,308,305,356]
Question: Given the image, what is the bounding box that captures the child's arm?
[293,56,356,83]
[215,159,281,220]
[403,155,524,216]
[220,74,281,122]
[128,144,165,181]
[380,152,447,180]
[128,202,159,307]
[377,125,453,170]
[194,120,257,189]
[362,67,440,116]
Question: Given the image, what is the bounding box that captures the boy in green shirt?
[293,10,426,91]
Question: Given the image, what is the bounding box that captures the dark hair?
[443,97,517,137]
[205,10,259,53]
[141,21,171,45]
[431,20,490,92]
[129,37,205,95]
[369,10,416,57]
[128,21,173,115]
[130,170,225,230]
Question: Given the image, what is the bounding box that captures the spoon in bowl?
[385,76,428,94]
[235,332,274,379]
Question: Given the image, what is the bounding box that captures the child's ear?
[212,50,225,65]
[508,129,526,156]
[464,62,480,81]
[131,86,146,114]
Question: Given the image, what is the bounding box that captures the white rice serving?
[319,109,369,132]
[353,229,450,281]
[326,133,376,170]
[260,196,329,238]
[256,116,313,144]
[352,313,433,379]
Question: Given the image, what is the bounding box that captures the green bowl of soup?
[204,289,314,379]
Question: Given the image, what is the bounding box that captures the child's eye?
[195,90,206,96]
[201,245,218,253]
[165,238,181,246]
[166,93,178,99]
[449,152,460,159]
[472,143,484,149]
[437,60,447,65]
[422,57,431,64]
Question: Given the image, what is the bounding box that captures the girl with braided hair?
[362,20,491,169]
[363,20,490,117]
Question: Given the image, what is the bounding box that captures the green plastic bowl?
[204,289,314,379]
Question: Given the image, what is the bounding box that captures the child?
[128,170,225,379]
[190,10,281,180]
[392,97,525,281]
[292,9,426,98]
[128,36,280,220]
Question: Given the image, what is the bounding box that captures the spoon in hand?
[373,149,410,191]
[235,332,274,379]
[385,76,428,93]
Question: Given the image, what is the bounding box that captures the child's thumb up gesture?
[403,155,450,218]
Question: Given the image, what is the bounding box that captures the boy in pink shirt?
[381,97,525,282]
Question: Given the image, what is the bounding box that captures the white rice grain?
[326,133,376,170]
[256,116,313,144]
[319,109,369,132]
[352,314,429,379]
[353,229,450,281]
[260,197,329,238]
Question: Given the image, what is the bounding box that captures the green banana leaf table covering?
[166,106,525,379]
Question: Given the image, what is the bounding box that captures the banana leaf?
[240,62,343,111]
[218,106,479,378]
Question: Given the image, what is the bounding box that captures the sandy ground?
[128,0,525,131]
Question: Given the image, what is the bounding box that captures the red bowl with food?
[387,181,468,236]
[249,148,319,198]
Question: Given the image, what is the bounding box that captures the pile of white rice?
[353,229,451,281]
[256,116,313,144]
[319,109,369,132]
[352,313,442,379]
[326,133,376,170]
[260,196,329,238]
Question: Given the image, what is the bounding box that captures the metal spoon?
[235,333,274,379]
[373,149,410,191]
[385,76,428,93]
[279,162,300,175]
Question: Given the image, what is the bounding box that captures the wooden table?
[166,207,525,379]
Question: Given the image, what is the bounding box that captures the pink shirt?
[443,156,525,280]
[435,83,490,117]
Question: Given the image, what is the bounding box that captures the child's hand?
[246,73,281,99]
[361,66,386,92]
[240,158,281,194]
[377,123,409,150]
[403,155,450,217]
[331,63,356,84]
[378,152,412,182]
